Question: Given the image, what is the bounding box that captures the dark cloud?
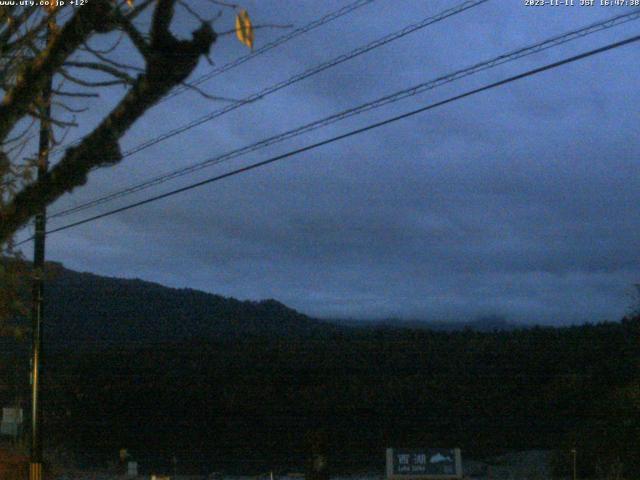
[33,0,640,325]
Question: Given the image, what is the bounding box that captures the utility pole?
[30,17,53,480]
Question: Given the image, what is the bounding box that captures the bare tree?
[0,0,251,323]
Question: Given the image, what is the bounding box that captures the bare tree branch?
[81,42,145,72]
[63,61,137,84]
[52,101,89,114]
[0,0,120,142]
[27,107,78,128]
[178,81,240,102]
[117,13,152,60]
[59,68,130,88]
[151,0,177,48]
[52,89,100,98]
[82,30,125,55]
[0,16,217,244]
[125,0,157,20]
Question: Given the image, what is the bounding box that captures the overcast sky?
[19,0,640,325]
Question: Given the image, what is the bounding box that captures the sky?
[17,0,640,325]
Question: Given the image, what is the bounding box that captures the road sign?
[386,448,462,479]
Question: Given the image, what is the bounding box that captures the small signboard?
[386,448,462,479]
[1,409,22,423]
[127,461,138,477]
[0,408,23,437]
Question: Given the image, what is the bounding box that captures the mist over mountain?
[329,315,521,332]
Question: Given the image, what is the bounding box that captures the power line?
[29,0,481,233]
[17,32,640,246]
[47,0,490,178]
[120,0,489,156]
[166,0,378,99]
[46,0,378,157]
[48,9,640,220]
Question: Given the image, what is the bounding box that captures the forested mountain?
[34,318,639,478]
[41,262,338,347]
[1,263,639,478]
[36,263,518,347]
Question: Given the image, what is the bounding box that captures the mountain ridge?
[25,261,528,347]
[42,261,338,347]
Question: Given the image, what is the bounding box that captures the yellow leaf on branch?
[44,1,57,13]
[235,9,253,50]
